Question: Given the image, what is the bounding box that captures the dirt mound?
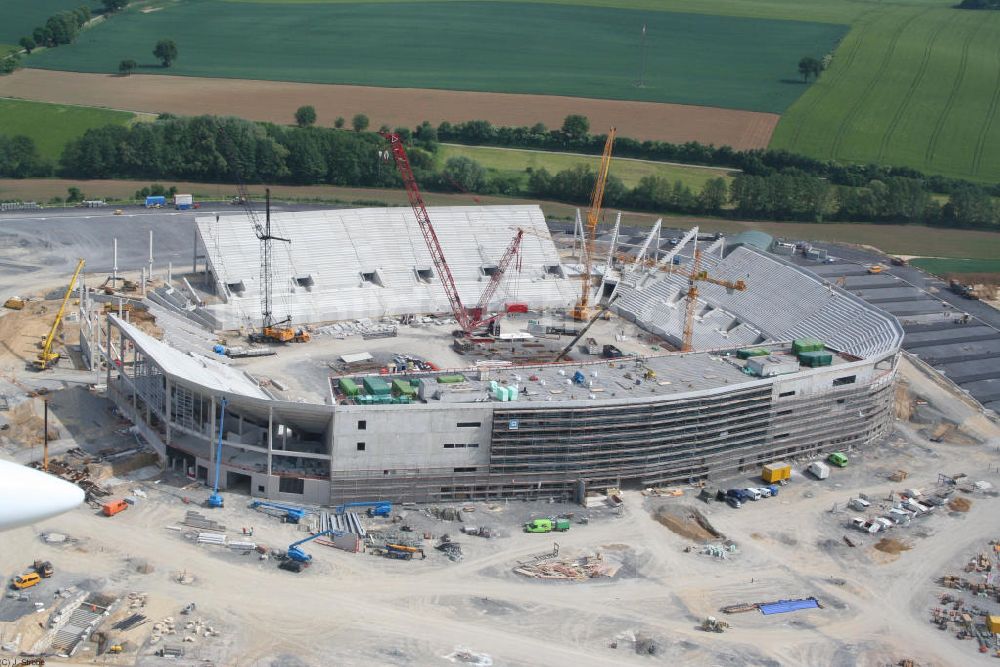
[654,506,723,543]
[948,497,972,512]
[874,538,912,554]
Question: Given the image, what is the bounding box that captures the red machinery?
[382,133,522,336]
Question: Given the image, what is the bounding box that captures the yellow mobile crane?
[35,259,85,370]
[571,128,616,321]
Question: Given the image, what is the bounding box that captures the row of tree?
[434,116,1000,197]
[3,112,998,231]
[18,5,91,55]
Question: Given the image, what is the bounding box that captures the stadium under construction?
[78,199,901,506]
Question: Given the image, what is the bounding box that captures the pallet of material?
[182,511,226,533]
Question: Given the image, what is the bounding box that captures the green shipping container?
[437,374,466,384]
[338,378,360,396]
[363,377,390,395]
[737,348,770,359]
[798,351,833,367]
[392,379,416,396]
[792,338,824,354]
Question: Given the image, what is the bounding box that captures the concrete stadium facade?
[87,210,902,505]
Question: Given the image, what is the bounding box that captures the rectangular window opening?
[779,390,796,398]
[278,477,304,494]
[360,270,383,287]
[356,442,366,451]
[457,422,481,428]
[833,375,857,387]
[414,267,435,283]
[358,420,367,430]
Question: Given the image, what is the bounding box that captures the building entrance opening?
[227,471,252,495]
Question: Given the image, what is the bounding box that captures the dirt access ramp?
[0,69,779,150]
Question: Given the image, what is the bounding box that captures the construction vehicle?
[102,499,129,516]
[286,529,345,563]
[334,500,391,517]
[572,128,616,321]
[808,461,830,480]
[385,544,426,560]
[890,256,907,266]
[249,500,309,523]
[207,397,227,508]
[32,560,53,578]
[35,259,85,370]
[554,301,616,361]
[11,571,41,589]
[3,297,24,310]
[701,616,729,632]
[382,133,523,338]
[827,452,848,467]
[524,518,570,533]
[867,265,883,274]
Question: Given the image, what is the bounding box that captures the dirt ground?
[0,69,779,149]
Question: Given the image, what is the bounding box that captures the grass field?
[25,1,845,113]
[0,98,135,160]
[0,0,96,45]
[771,4,1000,182]
[438,144,733,190]
[910,258,1000,275]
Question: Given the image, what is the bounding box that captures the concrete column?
[131,344,138,411]
[168,262,173,285]
[105,318,112,388]
[112,238,118,285]
[164,378,173,445]
[209,399,217,472]
[192,227,198,275]
[266,406,273,476]
[148,229,154,282]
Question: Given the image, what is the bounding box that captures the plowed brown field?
[0,69,778,149]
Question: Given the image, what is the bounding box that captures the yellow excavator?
[35,259,85,371]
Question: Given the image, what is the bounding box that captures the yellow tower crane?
[35,259,85,370]
[677,250,746,352]
[571,128,616,321]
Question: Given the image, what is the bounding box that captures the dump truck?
[524,518,570,533]
[828,452,848,467]
[11,572,41,589]
[102,499,129,516]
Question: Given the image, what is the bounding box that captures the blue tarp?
[759,598,820,615]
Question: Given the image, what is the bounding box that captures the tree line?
[2,112,998,230]
[435,116,1000,198]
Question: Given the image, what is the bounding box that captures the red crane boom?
[383,133,522,334]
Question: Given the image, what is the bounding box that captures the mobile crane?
[286,529,345,562]
[334,501,391,517]
[248,500,310,523]
[35,259,85,370]
[572,129,616,321]
[382,133,523,337]
[207,397,227,509]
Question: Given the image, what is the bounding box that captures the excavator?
[35,259,85,370]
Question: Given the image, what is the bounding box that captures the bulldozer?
[701,616,729,633]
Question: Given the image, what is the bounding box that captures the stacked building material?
[182,511,226,533]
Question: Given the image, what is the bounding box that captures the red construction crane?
[382,133,521,335]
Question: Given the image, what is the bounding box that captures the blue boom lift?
[249,501,310,524]
[207,398,227,508]
[287,529,345,562]
[334,501,392,517]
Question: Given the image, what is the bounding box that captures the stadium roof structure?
[196,205,577,329]
[613,244,903,359]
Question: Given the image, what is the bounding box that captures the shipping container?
[339,378,360,396]
[175,194,194,210]
[747,356,799,377]
[391,379,415,396]
[737,347,770,360]
[144,195,166,208]
[762,462,791,483]
[437,374,466,384]
[792,337,824,354]
[798,351,833,367]
[987,615,1000,634]
[363,377,390,395]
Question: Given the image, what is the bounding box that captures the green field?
[0,0,97,45]
[771,3,1000,182]
[440,144,732,190]
[910,257,1000,275]
[25,1,845,113]
[0,98,135,159]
